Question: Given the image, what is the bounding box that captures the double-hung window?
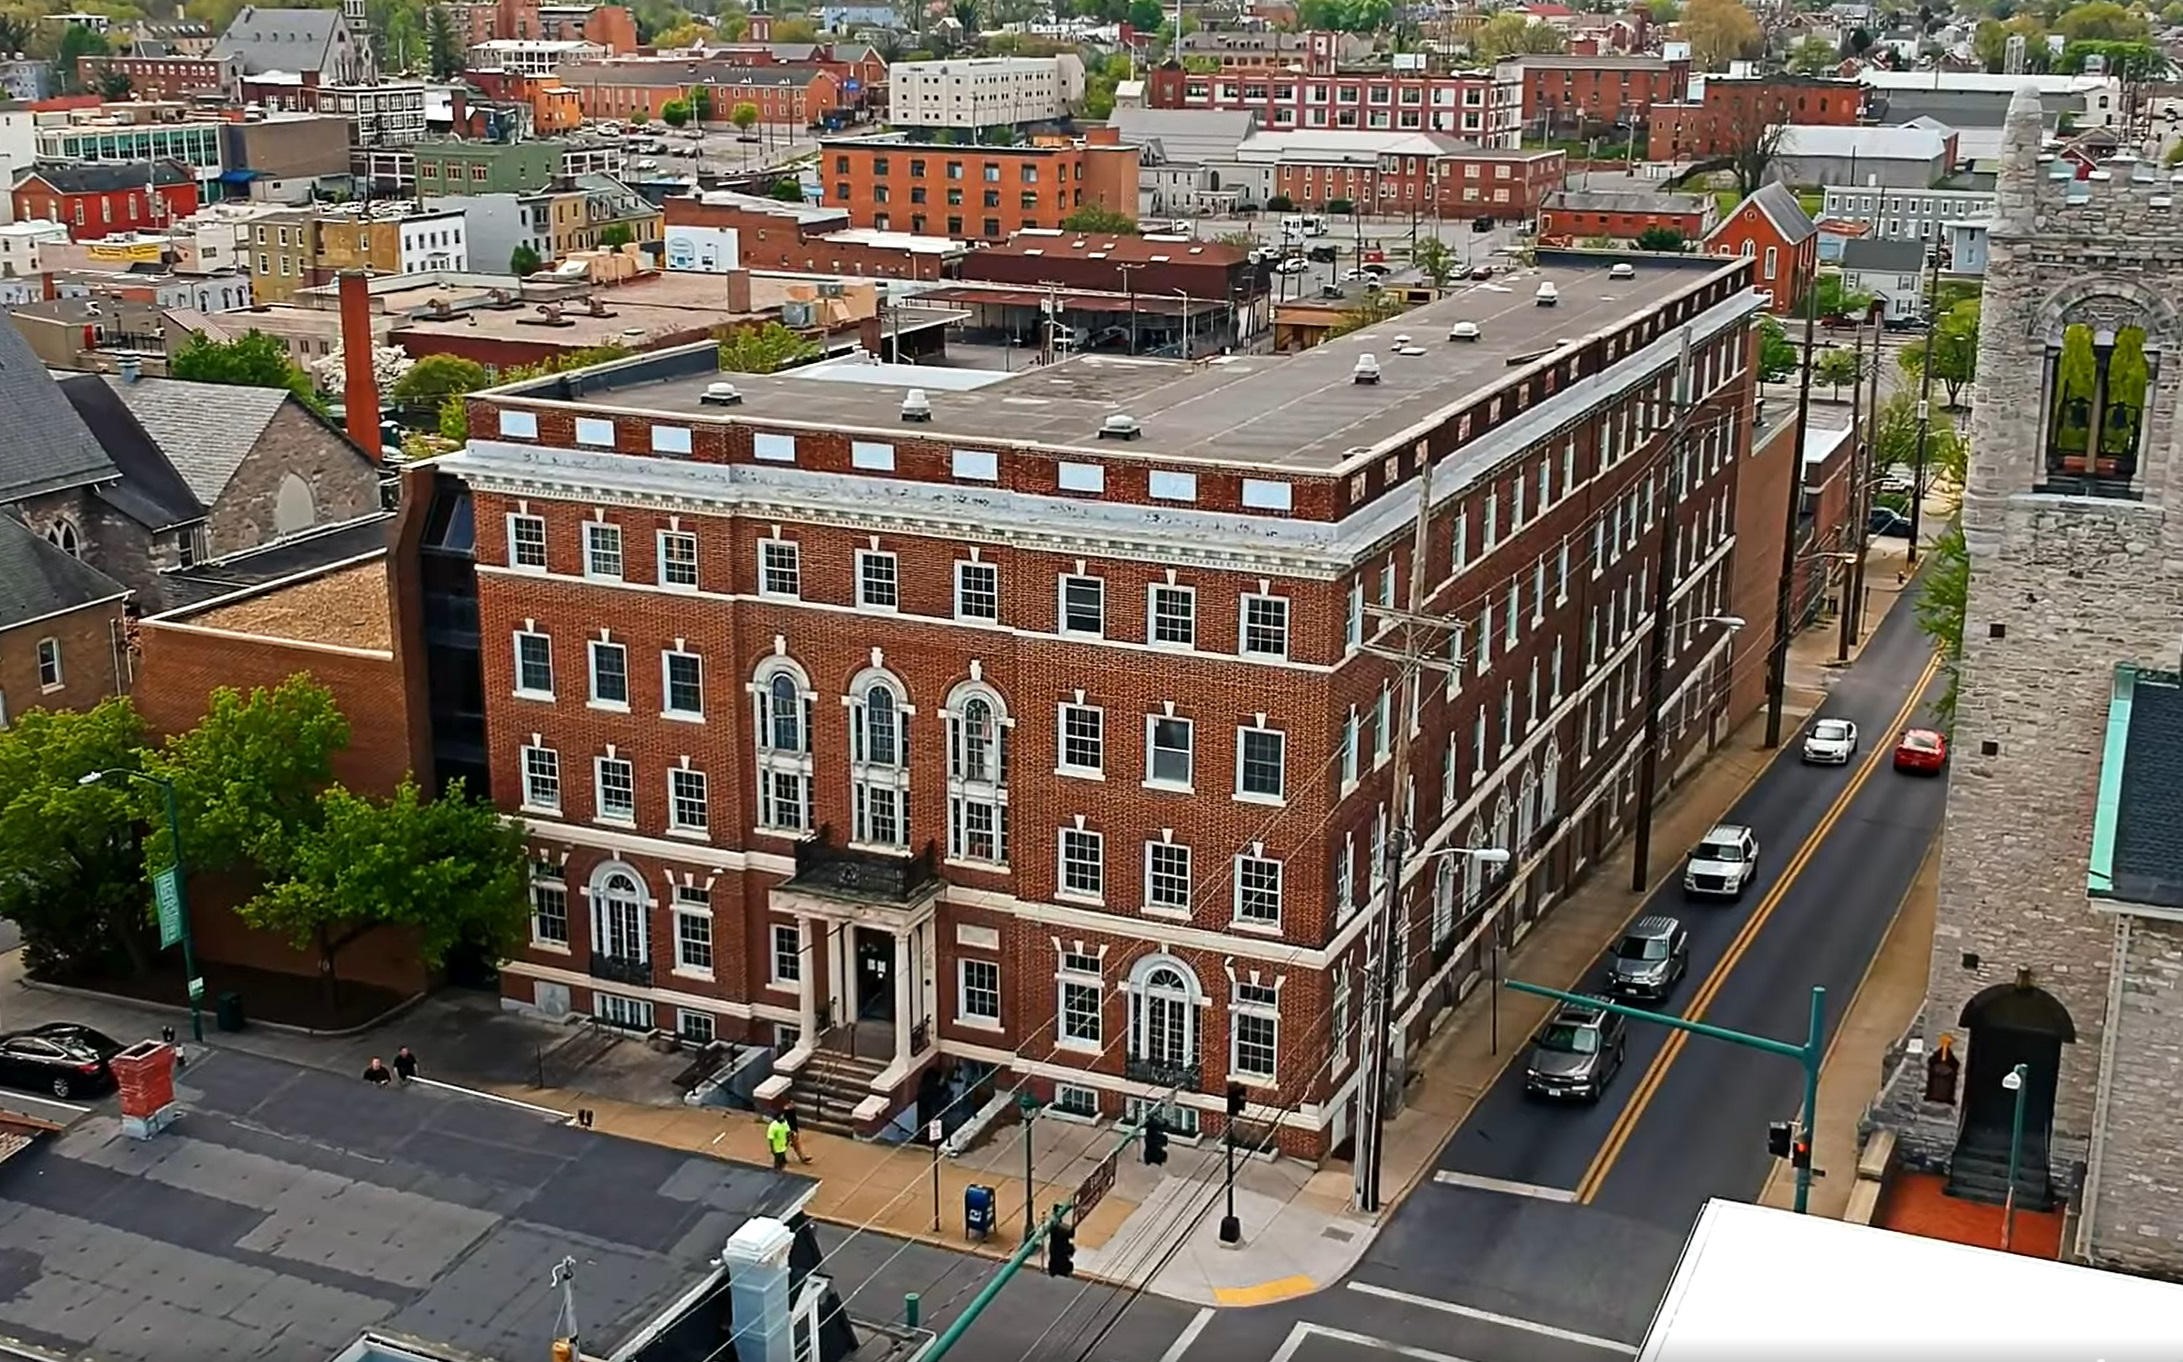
[589,640,628,707]
[1059,703,1103,775]
[515,630,553,697]
[595,755,635,823]
[521,743,561,812]
[1059,827,1104,902]
[1146,715,1192,788]
[668,767,709,833]
[759,540,800,597]
[959,958,1000,1023]
[672,887,713,974]
[584,522,622,580]
[1149,585,1195,647]
[1240,594,1289,658]
[1060,574,1104,636]
[1237,725,1287,801]
[1234,852,1282,928]
[1230,981,1278,1083]
[955,561,999,622]
[1145,841,1192,914]
[509,514,547,570]
[657,530,698,590]
[1058,949,1102,1047]
[857,550,899,610]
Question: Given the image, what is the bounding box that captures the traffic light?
[1143,1115,1169,1166]
[1792,1132,1813,1171]
[1767,1121,1794,1159]
[1046,1219,1076,1278]
[1227,1082,1247,1119]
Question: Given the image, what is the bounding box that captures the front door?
[1960,1026,2062,1156]
[854,928,895,1022]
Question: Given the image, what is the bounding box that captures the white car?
[1683,824,1758,900]
[1448,320,1481,341]
[1536,281,1560,307]
[1275,257,1309,274]
[1801,717,1858,765]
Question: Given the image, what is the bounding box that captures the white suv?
[1683,824,1758,900]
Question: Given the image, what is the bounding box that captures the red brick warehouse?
[443,252,1765,1156]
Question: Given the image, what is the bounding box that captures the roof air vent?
[1098,413,1141,441]
[701,381,742,405]
[902,388,933,422]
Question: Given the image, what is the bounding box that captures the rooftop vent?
[1352,353,1381,385]
[902,388,932,423]
[701,381,742,406]
[1098,412,1141,441]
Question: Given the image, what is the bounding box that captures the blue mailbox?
[964,1183,996,1240]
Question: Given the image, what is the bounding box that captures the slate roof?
[1545,188,1711,215]
[17,159,195,194]
[212,5,346,75]
[57,373,208,533]
[1839,236,1926,274]
[0,315,117,502]
[0,1047,812,1362]
[100,375,290,505]
[0,513,128,630]
[2094,666,2183,911]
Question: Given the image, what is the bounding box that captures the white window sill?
[847,840,912,857]
[672,966,715,984]
[595,814,637,829]
[767,978,800,993]
[1042,1104,1106,1127]
[1054,766,1105,781]
[753,824,810,838]
[512,689,555,702]
[509,562,548,574]
[530,939,572,955]
[520,802,562,818]
[1141,778,1194,796]
[660,710,705,724]
[583,573,625,585]
[1229,919,1284,937]
[758,590,801,603]
[587,699,631,714]
[1142,904,1192,922]
[1058,629,1104,642]
[856,601,900,614]
[39,683,64,695]
[943,856,1011,873]
[1055,890,1105,908]
[954,1014,1004,1033]
[660,581,699,595]
[1148,639,1194,652]
[665,826,711,841]
[1056,1037,1102,1055]
[1234,791,1287,809]
[1239,649,1289,663]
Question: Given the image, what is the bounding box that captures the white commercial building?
[886,56,1085,130]
[465,39,604,77]
[396,208,469,273]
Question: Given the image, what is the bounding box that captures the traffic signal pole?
[1505,980,1827,1214]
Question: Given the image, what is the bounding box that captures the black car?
[1472,216,1495,232]
[1525,1006,1627,1101]
[1869,507,1912,538]
[1606,916,1689,1001]
[0,1023,124,1099]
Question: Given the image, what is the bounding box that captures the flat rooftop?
[178,561,392,651]
[569,257,1727,471]
[0,1047,810,1362]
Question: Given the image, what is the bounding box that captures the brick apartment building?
[1508,53,1689,139]
[76,51,243,100]
[1647,74,1865,161]
[1266,143,1565,219]
[438,251,1765,1153]
[1538,187,1716,244]
[1146,60,1522,146]
[663,192,965,279]
[820,133,1137,240]
[558,60,843,125]
[12,161,199,242]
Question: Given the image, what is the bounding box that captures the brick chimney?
[339,269,383,460]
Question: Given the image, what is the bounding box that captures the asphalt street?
[889,566,1948,1362]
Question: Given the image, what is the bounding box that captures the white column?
[796,917,819,1043]
[892,928,913,1065]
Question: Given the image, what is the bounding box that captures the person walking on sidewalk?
[781,1102,812,1164]
[765,1112,793,1171]
[362,1057,392,1087]
[393,1047,419,1086]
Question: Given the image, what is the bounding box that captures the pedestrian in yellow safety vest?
[766,1113,792,1171]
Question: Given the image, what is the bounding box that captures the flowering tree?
[310,345,414,397]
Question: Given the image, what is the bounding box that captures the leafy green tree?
[771,15,818,40]
[1634,226,1685,252]
[661,98,691,127]
[509,242,543,275]
[382,3,424,73]
[1787,32,1838,72]
[1814,345,1863,399]
[143,676,351,878]
[1896,300,1980,406]
[2056,38,2170,77]
[239,778,530,1009]
[2055,0,2147,42]
[1297,0,1394,31]
[1412,237,1455,289]
[391,353,489,420]
[690,85,714,121]
[425,3,462,79]
[979,124,1018,145]
[1813,273,1873,318]
[1642,0,1679,20]
[1061,203,1138,233]
[731,100,760,133]
[1973,14,2047,69]
[769,178,807,201]
[1126,0,1161,25]
[0,699,155,979]
[1756,316,1797,383]
[1915,523,1969,726]
[1870,390,1967,491]
[1472,10,1564,55]
[438,392,471,442]
[1325,197,1355,215]
[600,222,635,248]
[95,67,132,99]
[718,320,820,373]
[55,23,108,93]
[171,331,324,415]
[1681,0,1761,68]
[1265,194,1295,212]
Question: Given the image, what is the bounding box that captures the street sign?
[928,1118,944,1145]
[187,976,206,1002]
[1073,1146,1119,1224]
[153,866,183,949]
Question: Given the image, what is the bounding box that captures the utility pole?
[1839,315,1869,663]
[1905,242,1942,563]
[1629,335,1693,893]
[1764,248,1820,748]
[1116,261,1144,355]
[1355,450,1435,1217]
[1845,302,1884,645]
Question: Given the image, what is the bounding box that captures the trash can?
[964,1184,995,1241]
[215,990,245,1032]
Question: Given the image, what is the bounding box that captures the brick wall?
[0,599,128,721]
[662,197,948,280]
[205,402,383,552]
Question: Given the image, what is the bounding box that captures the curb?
[16,975,428,1040]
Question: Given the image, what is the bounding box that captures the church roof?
[2091,665,2183,912]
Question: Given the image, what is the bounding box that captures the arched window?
[44,519,79,558]
[1541,739,1561,822]
[1127,954,1202,1084]
[1432,855,1457,948]
[752,662,813,832]
[849,669,910,849]
[1517,766,1539,850]
[589,862,649,965]
[1462,819,1487,916]
[946,681,1010,866]
[274,471,315,536]
[1493,793,1513,867]
[2045,321,2154,495]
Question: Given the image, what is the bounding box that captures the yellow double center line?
[1573,649,1945,1204]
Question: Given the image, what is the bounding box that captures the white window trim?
[587,639,630,712]
[956,956,1002,1030]
[507,512,548,573]
[512,630,553,700]
[529,875,571,953]
[520,742,561,815]
[1238,592,1290,659]
[666,766,710,838]
[1228,977,1281,1088]
[583,521,624,582]
[670,893,714,981]
[1143,839,1193,919]
[1057,826,1105,906]
[655,529,699,593]
[662,649,705,722]
[1143,712,1194,793]
[1235,723,1288,806]
[757,539,800,600]
[1056,702,1105,780]
[1056,951,1103,1052]
[769,922,802,989]
[1147,582,1196,650]
[592,755,636,827]
[1058,573,1105,639]
[856,548,901,613]
[1232,851,1283,933]
[954,559,1001,624]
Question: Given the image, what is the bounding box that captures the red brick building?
[1706,183,1818,313]
[820,134,1139,241]
[76,53,243,100]
[1508,53,1689,140]
[1262,139,1565,220]
[559,60,842,125]
[1646,75,1864,161]
[439,252,1763,1154]
[0,518,130,725]
[1145,61,1522,146]
[662,193,965,278]
[11,161,200,242]
[1537,187,1716,244]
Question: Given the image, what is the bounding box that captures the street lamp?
[1416,845,1516,1056]
[81,769,203,1043]
[2001,1062,2029,1252]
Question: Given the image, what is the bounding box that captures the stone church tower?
[1874,84,2183,1275]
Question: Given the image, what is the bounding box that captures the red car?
[1894,728,1948,775]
